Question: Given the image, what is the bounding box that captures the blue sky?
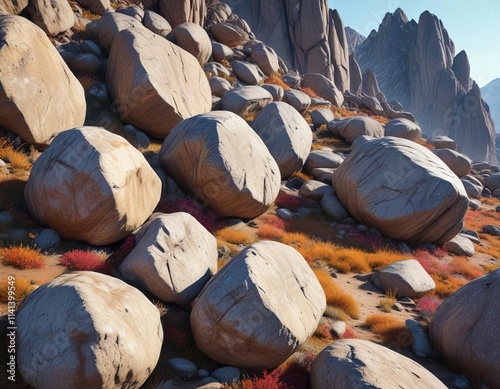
[329,0,499,87]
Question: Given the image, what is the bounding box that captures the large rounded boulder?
[190,241,326,368]
[106,27,211,139]
[333,137,469,245]
[0,15,85,147]
[327,116,384,144]
[251,102,312,179]
[311,339,447,389]
[384,118,422,141]
[171,22,212,65]
[159,0,206,28]
[159,111,280,219]
[118,212,217,308]
[24,127,161,246]
[430,269,500,388]
[17,272,163,389]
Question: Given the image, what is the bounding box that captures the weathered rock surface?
[356,9,497,163]
[301,73,344,107]
[333,137,469,245]
[118,212,217,308]
[144,10,172,37]
[209,21,248,47]
[251,102,312,178]
[0,15,85,146]
[209,77,231,97]
[96,12,146,53]
[310,108,335,129]
[372,259,436,297]
[219,86,272,118]
[191,241,326,368]
[171,22,212,65]
[0,0,28,14]
[310,339,447,389]
[250,43,279,77]
[384,118,422,141]
[106,27,211,138]
[27,0,74,36]
[443,234,475,257]
[432,149,472,178]
[261,84,284,101]
[17,272,163,389]
[485,172,500,193]
[305,149,344,172]
[430,269,500,388]
[283,89,311,115]
[232,60,265,85]
[75,0,112,15]
[25,127,161,246]
[299,180,331,202]
[159,111,280,219]
[211,40,232,62]
[159,0,206,28]
[327,117,384,144]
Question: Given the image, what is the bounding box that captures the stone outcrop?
[159,111,280,219]
[0,15,86,147]
[27,0,74,36]
[191,241,326,369]
[430,269,500,388]
[159,0,206,28]
[221,0,350,91]
[345,26,365,55]
[356,9,497,163]
[17,272,163,389]
[311,339,447,389]
[24,127,161,246]
[333,137,469,245]
[328,117,384,144]
[106,27,211,138]
[0,0,28,14]
[481,78,500,133]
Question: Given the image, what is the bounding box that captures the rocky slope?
[220,0,350,92]
[481,78,500,132]
[345,26,364,55]
[356,9,497,163]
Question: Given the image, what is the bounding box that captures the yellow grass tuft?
[257,224,285,240]
[0,137,32,174]
[0,276,35,303]
[264,75,291,90]
[365,314,411,346]
[313,269,360,319]
[379,289,398,313]
[216,227,254,246]
[0,245,45,269]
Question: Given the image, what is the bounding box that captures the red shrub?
[275,193,302,212]
[348,228,384,251]
[263,214,287,229]
[321,325,332,340]
[60,250,112,274]
[161,197,221,232]
[341,327,358,339]
[416,296,443,317]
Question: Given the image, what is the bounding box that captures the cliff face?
[481,78,500,133]
[357,9,497,163]
[345,26,365,55]
[221,0,349,91]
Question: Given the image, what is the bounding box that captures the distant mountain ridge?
[481,78,500,133]
[356,8,497,163]
[345,26,365,55]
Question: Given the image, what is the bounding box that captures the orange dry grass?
[257,224,285,240]
[0,276,34,303]
[464,208,500,260]
[0,138,32,174]
[264,75,291,90]
[312,129,351,151]
[0,245,45,269]
[68,0,101,20]
[216,227,254,246]
[313,269,360,319]
[365,314,411,346]
[431,273,466,298]
[448,257,484,280]
[290,171,313,181]
[300,86,320,98]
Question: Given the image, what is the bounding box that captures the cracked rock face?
[310,339,447,389]
[0,15,86,147]
[24,127,161,246]
[190,241,326,369]
[159,111,280,219]
[106,27,212,139]
[118,212,218,308]
[17,272,163,389]
[333,137,469,245]
[430,269,500,389]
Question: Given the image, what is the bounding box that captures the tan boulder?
[251,102,312,178]
[159,111,280,219]
[311,339,447,389]
[18,272,163,389]
[328,117,384,144]
[301,73,344,107]
[333,137,469,244]
[232,60,265,85]
[0,0,27,14]
[106,27,211,138]
[219,86,273,118]
[430,269,500,388]
[97,12,146,53]
[24,127,161,246]
[283,89,311,115]
[118,212,217,308]
[384,118,422,141]
[159,0,206,28]
[27,0,74,36]
[191,241,326,368]
[250,43,279,76]
[0,15,85,146]
[431,148,472,178]
[75,0,112,15]
[209,21,248,47]
[171,22,212,65]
